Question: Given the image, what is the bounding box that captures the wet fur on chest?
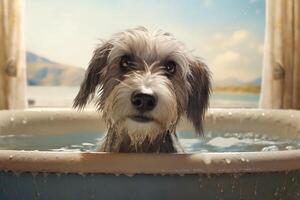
[99,129,184,153]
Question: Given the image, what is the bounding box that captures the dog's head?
[74,27,211,142]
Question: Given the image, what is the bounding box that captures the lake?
[27,86,260,108]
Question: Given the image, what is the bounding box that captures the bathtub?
[0,109,299,200]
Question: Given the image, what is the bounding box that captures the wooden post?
[0,0,27,109]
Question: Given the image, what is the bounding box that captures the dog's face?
[74,27,211,143]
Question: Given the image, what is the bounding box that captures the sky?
[25,0,265,82]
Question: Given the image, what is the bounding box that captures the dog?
[73,27,211,153]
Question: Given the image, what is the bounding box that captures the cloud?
[196,28,263,81]
[212,30,249,48]
[213,51,247,67]
[211,50,253,80]
[248,42,264,55]
[203,0,214,8]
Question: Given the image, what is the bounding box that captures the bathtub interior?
[0,126,299,153]
[0,109,299,153]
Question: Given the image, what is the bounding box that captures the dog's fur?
[73,27,211,153]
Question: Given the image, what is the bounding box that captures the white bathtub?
[0,109,299,199]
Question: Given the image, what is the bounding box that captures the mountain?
[214,77,262,87]
[26,51,85,86]
[213,77,261,94]
[26,51,54,64]
[213,77,245,87]
[247,77,262,86]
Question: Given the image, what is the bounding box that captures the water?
[27,86,259,108]
[0,131,299,152]
[178,132,300,153]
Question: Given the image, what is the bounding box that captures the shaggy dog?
[74,27,211,153]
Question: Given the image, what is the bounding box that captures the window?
[25,0,265,108]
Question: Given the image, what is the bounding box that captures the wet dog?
[74,27,211,153]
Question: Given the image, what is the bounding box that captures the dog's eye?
[120,55,134,69]
[164,61,176,74]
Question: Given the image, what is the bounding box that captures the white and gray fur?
[74,27,211,153]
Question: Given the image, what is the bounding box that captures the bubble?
[71,145,83,148]
[82,143,95,146]
[285,146,294,150]
[225,158,231,164]
[78,172,86,177]
[261,145,279,152]
[125,173,134,177]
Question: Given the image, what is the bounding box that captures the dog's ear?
[186,59,211,135]
[73,42,112,109]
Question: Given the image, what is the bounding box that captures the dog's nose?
[131,92,157,112]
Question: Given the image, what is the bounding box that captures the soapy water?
[178,132,300,153]
[0,131,299,152]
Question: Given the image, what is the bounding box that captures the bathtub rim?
[0,150,300,174]
[0,108,300,137]
[0,108,299,174]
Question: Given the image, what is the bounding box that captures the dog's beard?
[102,71,178,145]
[110,119,164,146]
